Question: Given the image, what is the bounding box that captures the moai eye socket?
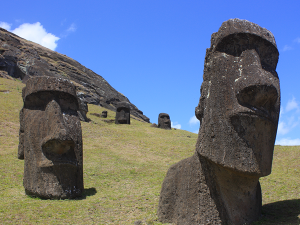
[58,92,79,114]
[215,33,279,76]
[24,92,55,110]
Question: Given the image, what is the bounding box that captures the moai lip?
[158,19,280,225]
[18,76,84,199]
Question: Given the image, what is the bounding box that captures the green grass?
[0,77,299,224]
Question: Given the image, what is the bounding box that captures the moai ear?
[195,96,204,122]
[195,80,210,124]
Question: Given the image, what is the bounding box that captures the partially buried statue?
[18,76,83,199]
[115,101,130,124]
[102,110,107,118]
[158,113,171,129]
[158,19,280,224]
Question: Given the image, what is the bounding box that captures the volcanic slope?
[0,27,149,122]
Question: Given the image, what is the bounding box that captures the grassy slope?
[0,77,299,225]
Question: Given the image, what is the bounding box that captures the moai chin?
[102,111,107,118]
[158,19,280,225]
[18,76,84,199]
[115,102,130,124]
[158,113,171,129]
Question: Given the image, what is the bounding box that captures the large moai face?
[158,113,171,129]
[115,102,130,124]
[19,76,83,199]
[196,19,280,177]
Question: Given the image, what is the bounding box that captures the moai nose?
[42,100,75,155]
[235,49,279,114]
[45,100,67,134]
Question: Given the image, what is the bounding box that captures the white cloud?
[189,115,199,126]
[294,37,300,43]
[10,22,59,50]
[277,115,300,136]
[285,97,299,112]
[277,122,290,135]
[171,122,181,129]
[67,23,77,32]
[61,23,77,38]
[282,45,293,51]
[276,138,300,146]
[0,22,12,30]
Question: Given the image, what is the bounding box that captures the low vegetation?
[0,78,299,224]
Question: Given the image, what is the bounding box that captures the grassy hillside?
[0,77,299,224]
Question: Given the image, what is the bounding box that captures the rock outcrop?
[0,28,150,122]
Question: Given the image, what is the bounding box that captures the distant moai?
[150,123,158,128]
[115,101,130,124]
[18,76,84,199]
[157,113,171,129]
[102,111,107,118]
[158,19,280,224]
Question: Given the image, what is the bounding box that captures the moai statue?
[115,102,130,124]
[102,111,107,118]
[158,19,280,225]
[157,113,171,129]
[18,76,84,199]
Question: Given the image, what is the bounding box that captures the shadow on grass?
[77,187,97,199]
[26,187,97,200]
[253,199,300,225]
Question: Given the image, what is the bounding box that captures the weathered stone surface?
[19,76,83,199]
[115,101,130,124]
[0,28,150,123]
[77,92,89,122]
[102,111,107,118]
[158,19,280,225]
[158,113,171,129]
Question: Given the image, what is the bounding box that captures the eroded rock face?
[0,28,150,123]
[102,111,107,118]
[77,92,89,122]
[158,113,171,129]
[18,76,83,199]
[115,102,130,124]
[158,19,280,225]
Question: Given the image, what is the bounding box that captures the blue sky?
[1,0,300,145]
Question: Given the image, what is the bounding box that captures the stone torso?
[158,153,224,224]
[158,152,262,224]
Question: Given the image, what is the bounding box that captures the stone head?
[19,76,83,199]
[115,102,130,124]
[158,113,171,129]
[195,19,280,177]
[102,111,107,118]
